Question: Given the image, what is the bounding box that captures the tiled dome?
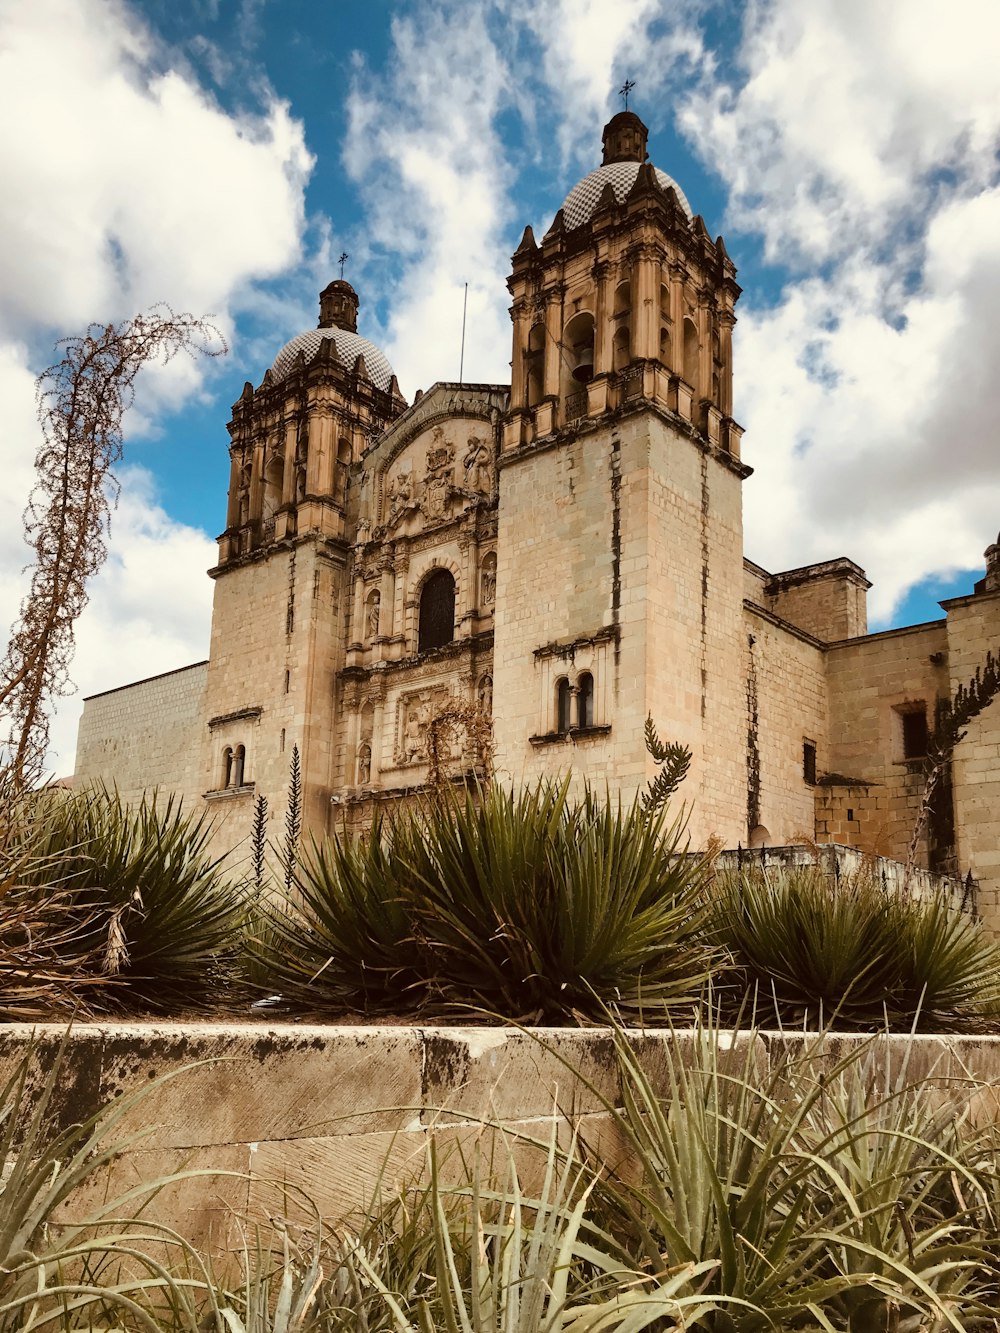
[561,161,692,230]
[271,327,396,392]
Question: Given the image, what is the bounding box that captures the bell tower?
[492,111,751,844]
[200,281,406,851]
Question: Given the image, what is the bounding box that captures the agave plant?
[16,784,247,1012]
[259,779,719,1022]
[545,1014,996,1330]
[0,1035,228,1333]
[711,864,1000,1031]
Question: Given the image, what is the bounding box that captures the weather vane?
[619,78,636,111]
[338,251,349,279]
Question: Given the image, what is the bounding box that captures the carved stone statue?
[385,469,412,524]
[366,591,381,640]
[479,674,493,716]
[463,435,493,493]
[480,556,497,606]
[357,742,372,786]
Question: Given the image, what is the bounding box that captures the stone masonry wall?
[75,663,207,806]
[9,1023,1000,1262]
[824,621,949,865]
[743,607,826,845]
[943,588,1000,929]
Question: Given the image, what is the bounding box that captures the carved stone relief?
[380,423,496,536]
[396,686,452,765]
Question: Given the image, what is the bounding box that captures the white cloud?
[343,3,516,396]
[0,0,312,774]
[501,0,708,169]
[682,0,1000,622]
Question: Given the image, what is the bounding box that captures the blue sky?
[1,0,999,771]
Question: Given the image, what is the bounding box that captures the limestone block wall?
[744,608,826,845]
[8,1022,1000,1261]
[824,622,949,864]
[495,407,747,848]
[943,588,1000,927]
[493,425,619,790]
[199,537,349,864]
[641,419,747,847]
[75,662,207,806]
[762,559,869,642]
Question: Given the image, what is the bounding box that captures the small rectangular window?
[803,740,817,785]
[900,706,928,760]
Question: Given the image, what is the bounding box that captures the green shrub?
[14,785,246,1012]
[258,780,719,1021]
[711,863,1000,1031]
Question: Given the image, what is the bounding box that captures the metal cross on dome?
[338,251,349,279]
[619,78,636,110]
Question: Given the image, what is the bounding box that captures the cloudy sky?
[2,0,999,776]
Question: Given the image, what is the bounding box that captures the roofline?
[83,660,208,703]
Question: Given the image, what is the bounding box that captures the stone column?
[281,414,298,505]
[248,438,266,522]
[510,301,529,409]
[593,262,612,375]
[225,452,241,529]
[634,246,659,361]
[542,283,564,399]
[306,403,335,496]
[718,311,735,419]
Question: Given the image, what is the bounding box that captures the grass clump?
[258,780,718,1022]
[711,863,1000,1031]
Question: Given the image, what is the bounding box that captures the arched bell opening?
[611,281,631,372]
[261,454,283,539]
[562,311,595,398]
[555,677,572,735]
[526,322,545,408]
[659,284,672,368]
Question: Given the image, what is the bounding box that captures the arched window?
[577,672,594,729]
[222,746,233,789]
[526,323,545,407]
[418,569,456,653]
[612,325,630,372]
[556,677,571,734]
[232,744,246,787]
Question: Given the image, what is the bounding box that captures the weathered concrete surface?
[7,1023,1000,1257]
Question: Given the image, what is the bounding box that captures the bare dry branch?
[0,308,226,787]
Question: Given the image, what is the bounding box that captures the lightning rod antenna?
[459,282,468,384]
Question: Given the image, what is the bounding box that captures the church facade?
[74,112,1000,924]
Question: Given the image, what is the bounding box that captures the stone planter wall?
[7,1022,1000,1257]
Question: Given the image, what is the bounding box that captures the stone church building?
[75,111,1000,916]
